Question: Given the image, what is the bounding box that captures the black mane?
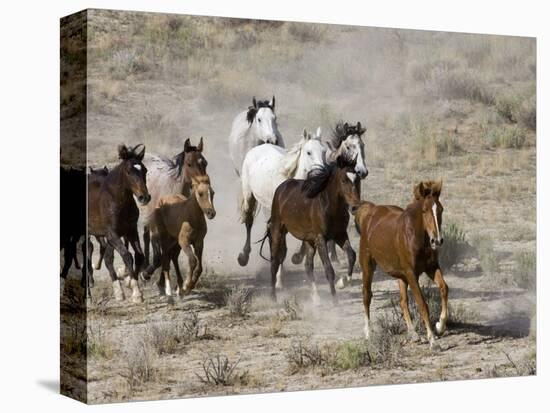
[330,121,366,149]
[246,100,273,124]
[301,163,335,198]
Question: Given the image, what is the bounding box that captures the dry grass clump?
[484,124,528,149]
[472,235,499,276]
[196,354,243,386]
[132,108,180,149]
[146,312,204,355]
[427,67,495,105]
[285,340,329,374]
[88,322,115,360]
[282,295,303,321]
[512,251,536,290]
[285,22,328,43]
[408,117,462,164]
[225,285,253,317]
[331,341,371,371]
[121,335,157,391]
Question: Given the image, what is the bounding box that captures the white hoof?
[436,321,447,335]
[311,293,321,307]
[123,275,132,288]
[92,262,101,270]
[336,278,345,289]
[275,279,283,289]
[130,279,143,303]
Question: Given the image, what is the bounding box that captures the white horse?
[238,128,327,288]
[228,96,285,176]
[291,121,369,289]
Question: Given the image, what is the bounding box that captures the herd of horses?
[60,96,449,349]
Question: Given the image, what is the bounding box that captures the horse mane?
[301,164,334,198]
[246,100,273,124]
[330,121,366,149]
[281,139,305,178]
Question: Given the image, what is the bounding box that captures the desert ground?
[61,10,536,403]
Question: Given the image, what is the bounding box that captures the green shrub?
[439,222,470,270]
[332,341,370,371]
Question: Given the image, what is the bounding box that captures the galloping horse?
[355,180,448,349]
[60,166,86,291]
[238,128,327,287]
[140,138,208,270]
[150,175,216,297]
[262,154,361,304]
[88,144,151,303]
[292,121,368,288]
[228,96,285,176]
[140,138,208,279]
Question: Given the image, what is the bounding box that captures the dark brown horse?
[262,154,361,304]
[88,144,151,302]
[150,175,216,298]
[355,180,448,349]
[60,166,86,290]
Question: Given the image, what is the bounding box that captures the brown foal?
[355,180,448,349]
[150,175,216,298]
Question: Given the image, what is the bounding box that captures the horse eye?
[258,118,261,123]
[307,151,312,156]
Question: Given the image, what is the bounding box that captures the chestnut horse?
[262,154,361,304]
[355,180,448,349]
[150,175,216,297]
[87,144,151,303]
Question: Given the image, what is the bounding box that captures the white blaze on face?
[133,164,142,171]
[347,172,357,183]
[432,203,441,241]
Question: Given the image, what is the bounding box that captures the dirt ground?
[60,10,536,404]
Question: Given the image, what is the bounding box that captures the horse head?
[192,174,216,220]
[332,121,368,179]
[294,127,327,178]
[118,144,151,206]
[413,179,444,250]
[246,96,279,145]
[335,153,361,212]
[179,137,208,190]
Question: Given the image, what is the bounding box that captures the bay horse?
[150,175,216,297]
[292,121,369,288]
[228,96,285,176]
[140,138,208,269]
[355,180,448,350]
[237,128,327,287]
[262,154,361,304]
[60,166,86,291]
[87,144,151,303]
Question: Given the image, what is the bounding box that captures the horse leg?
[304,242,320,306]
[407,273,438,350]
[72,235,82,270]
[328,239,340,264]
[126,230,145,303]
[143,225,150,268]
[316,235,338,305]
[178,223,198,294]
[159,246,173,299]
[93,236,106,270]
[190,239,204,290]
[106,233,136,301]
[427,267,449,335]
[275,235,287,289]
[238,193,256,267]
[170,247,184,297]
[398,279,418,341]
[143,234,162,280]
[335,236,356,289]
[103,244,125,301]
[291,241,307,265]
[269,224,284,301]
[359,248,374,340]
[83,237,92,299]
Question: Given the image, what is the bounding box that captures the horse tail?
[238,164,257,223]
[257,221,271,262]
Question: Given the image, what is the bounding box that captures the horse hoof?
[429,341,442,352]
[275,280,283,290]
[436,321,447,336]
[237,253,249,267]
[166,296,175,305]
[131,294,144,304]
[114,293,125,302]
[123,276,132,288]
[408,330,420,342]
[92,263,101,270]
[291,253,304,265]
[336,278,346,289]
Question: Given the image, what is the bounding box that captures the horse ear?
[198,137,204,152]
[302,129,309,140]
[270,95,275,110]
[315,126,322,139]
[184,138,191,152]
[135,144,145,161]
[252,96,257,109]
[432,179,443,197]
[118,144,129,160]
[357,122,366,135]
